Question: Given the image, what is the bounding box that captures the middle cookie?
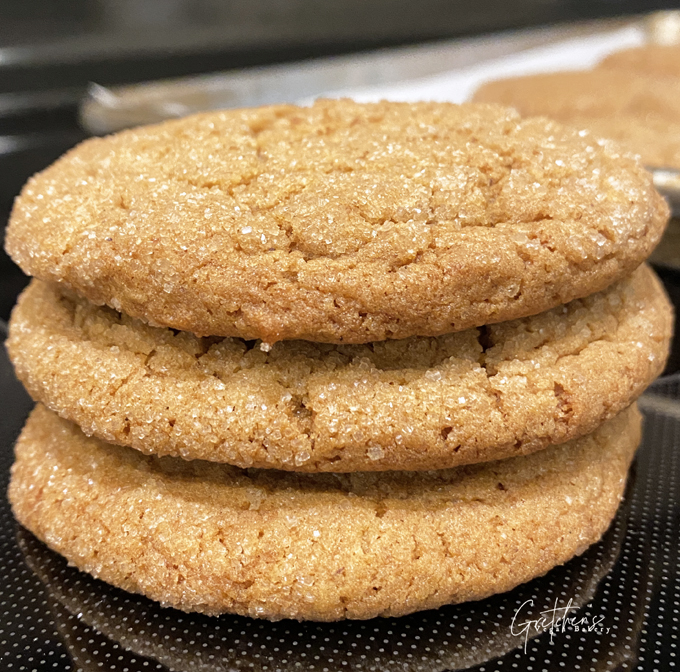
[8,264,671,472]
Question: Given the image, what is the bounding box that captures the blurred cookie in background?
[472,68,680,170]
[598,44,680,79]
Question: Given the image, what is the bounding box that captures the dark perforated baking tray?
[0,339,677,672]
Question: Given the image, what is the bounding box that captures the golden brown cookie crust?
[9,404,640,621]
[4,99,668,342]
[472,70,680,169]
[7,265,670,472]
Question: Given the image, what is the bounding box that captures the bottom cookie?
[9,404,640,621]
[17,492,630,672]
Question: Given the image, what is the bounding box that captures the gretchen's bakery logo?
[511,598,611,652]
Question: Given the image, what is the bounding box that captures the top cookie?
[5,99,668,343]
[472,70,680,170]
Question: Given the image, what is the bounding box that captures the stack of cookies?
[4,99,673,621]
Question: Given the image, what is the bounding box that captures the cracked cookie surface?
[9,404,640,620]
[4,99,668,343]
[7,265,670,471]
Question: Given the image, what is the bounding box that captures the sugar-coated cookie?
[5,99,668,342]
[7,265,670,471]
[9,404,640,621]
